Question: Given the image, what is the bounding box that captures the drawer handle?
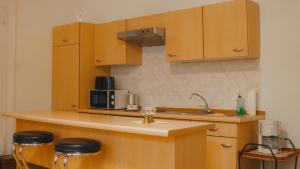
[209,128,219,132]
[221,144,233,149]
[233,48,245,52]
[62,39,69,43]
[71,104,77,108]
[95,59,102,63]
[168,53,177,57]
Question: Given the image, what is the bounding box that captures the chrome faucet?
[190,93,211,114]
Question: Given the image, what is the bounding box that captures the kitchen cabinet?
[206,121,260,169]
[203,0,260,60]
[127,13,165,30]
[94,0,259,63]
[207,123,237,137]
[53,23,79,47]
[95,20,141,66]
[52,22,109,111]
[207,136,237,169]
[53,44,79,111]
[165,7,204,62]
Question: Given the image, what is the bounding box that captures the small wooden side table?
[239,138,300,169]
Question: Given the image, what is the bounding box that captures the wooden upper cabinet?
[53,23,80,47]
[52,44,79,111]
[165,7,204,62]
[95,20,141,65]
[127,13,165,30]
[95,20,127,65]
[203,0,260,60]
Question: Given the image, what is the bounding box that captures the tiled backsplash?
[111,46,261,109]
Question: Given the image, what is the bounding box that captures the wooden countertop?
[1,111,214,137]
[79,109,265,123]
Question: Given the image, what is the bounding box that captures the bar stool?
[54,138,102,169]
[12,131,54,169]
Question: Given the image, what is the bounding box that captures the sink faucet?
[190,93,211,114]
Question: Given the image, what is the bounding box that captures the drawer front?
[53,23,80,46]
[207,123,237,137]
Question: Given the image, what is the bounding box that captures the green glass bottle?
[236,95,245,116]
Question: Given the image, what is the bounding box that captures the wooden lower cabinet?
[206,122,259,169]
[207,136,237,169]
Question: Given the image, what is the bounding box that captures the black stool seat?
[13,131,54,144]
[55,138,102,154]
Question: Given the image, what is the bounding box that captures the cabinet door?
[207,136,237,169]
[53,23,79,47]
[52,44,79,111]
[95,20,127,65]
[203,0,248,60]
[127,13,165,30]
[165,7,204,62]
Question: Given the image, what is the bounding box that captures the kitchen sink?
[156,111,209,116]
[156,111,237,117]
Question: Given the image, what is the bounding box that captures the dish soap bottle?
[236,95,245,116]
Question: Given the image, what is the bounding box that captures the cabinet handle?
[62,39,69,43]
[168,53,177,57]
[221,144,233,149]
[233,48,245,52]
[71,104,77,108]
[209,128,219,132]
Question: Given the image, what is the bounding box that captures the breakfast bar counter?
[2,111,213,137]
[2,111,213,169]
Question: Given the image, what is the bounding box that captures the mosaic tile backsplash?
[111,46,261,109]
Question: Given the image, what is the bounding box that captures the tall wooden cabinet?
[203,0,260,60]
[52,23,109,111]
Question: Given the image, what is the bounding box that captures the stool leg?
[295,156,298,169]
[63,156,69,169]
[12,144,24,169]
[18,146,30,169]
[54,153,60,169]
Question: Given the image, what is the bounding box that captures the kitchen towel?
[246,89,257,116]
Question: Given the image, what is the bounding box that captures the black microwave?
[89,90,128,109]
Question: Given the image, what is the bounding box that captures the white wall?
[15,0,81,111]
[15,0,300,168]
[0,0,16,155]
[259,1,300,167]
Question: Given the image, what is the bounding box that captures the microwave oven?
[89,90,128,109]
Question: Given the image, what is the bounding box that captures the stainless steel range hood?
[117,27,165,46]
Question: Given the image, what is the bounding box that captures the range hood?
[117,27,165,46]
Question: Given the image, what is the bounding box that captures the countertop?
[79,109,265,123]
[1,111,214,137]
